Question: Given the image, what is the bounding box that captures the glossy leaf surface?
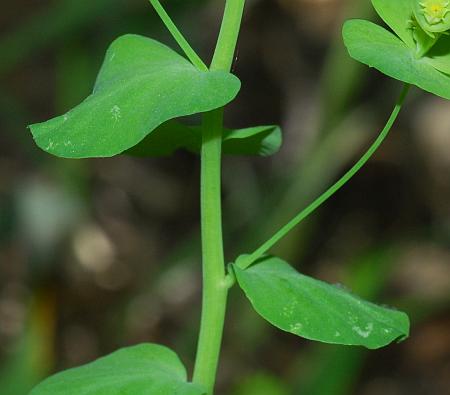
[29,344,205,395]
[126,122,282,157]
[233,256,409,349]
[343,20,450,99]
[29,34,241,158]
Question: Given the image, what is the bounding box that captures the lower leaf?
[232,256,409,349]
[29,343,205,395]
[126,121,282,157]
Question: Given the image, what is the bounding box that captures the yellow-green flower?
[420,0,450,25]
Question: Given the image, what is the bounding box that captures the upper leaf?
[233,256,410,349]
[126,122,282,157]
[371,0,416,48]
[29,343,205,395]
[29,34,241,158]
[343,20,450,99]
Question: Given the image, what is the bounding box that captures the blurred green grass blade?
[232,373,290,395]
[318,0,374,133]
[55,43,95,113]
[0,295,54,395]
[0,0,121,75]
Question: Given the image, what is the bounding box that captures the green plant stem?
[210,0,246,71]
[193,1,245,394]
[238,84,410,270]
[149,0,208,71]
[193,109,228,394]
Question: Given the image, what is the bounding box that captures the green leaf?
[30,343,205,395]
[425,35,450,74]
[371,0,415,48]
[29,34,241,158]
[343,19,450,99]
[126,121,282,157]
[223,125,282,157]
[125,121,199,157]
[232,256,409,349]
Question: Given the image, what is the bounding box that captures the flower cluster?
[408,0,450,57]
[416,0,450,30]
[343,0,450,100]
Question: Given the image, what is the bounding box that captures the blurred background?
[1,0,449,394]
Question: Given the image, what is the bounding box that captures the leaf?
[371,0,415,48]
[232,256,410,349]
[126,122,282,157]
[29,343,205,395]
[343,19,450,99]
[125,121,199,157]
[425,35,450,74]
[29,34,241,158]
[223,125,282,157]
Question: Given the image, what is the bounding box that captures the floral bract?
[343,0,450,99]
[420,0,449,25]
[414,0,450,32]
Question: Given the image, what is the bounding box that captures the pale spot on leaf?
[111,105,121,121]
[289,323,303,334]
[46,140,54,150]
[352,323,373,338]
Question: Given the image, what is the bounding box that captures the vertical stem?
[210,0,246,72]
[193,109,228,393]
[193,1,245,394]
